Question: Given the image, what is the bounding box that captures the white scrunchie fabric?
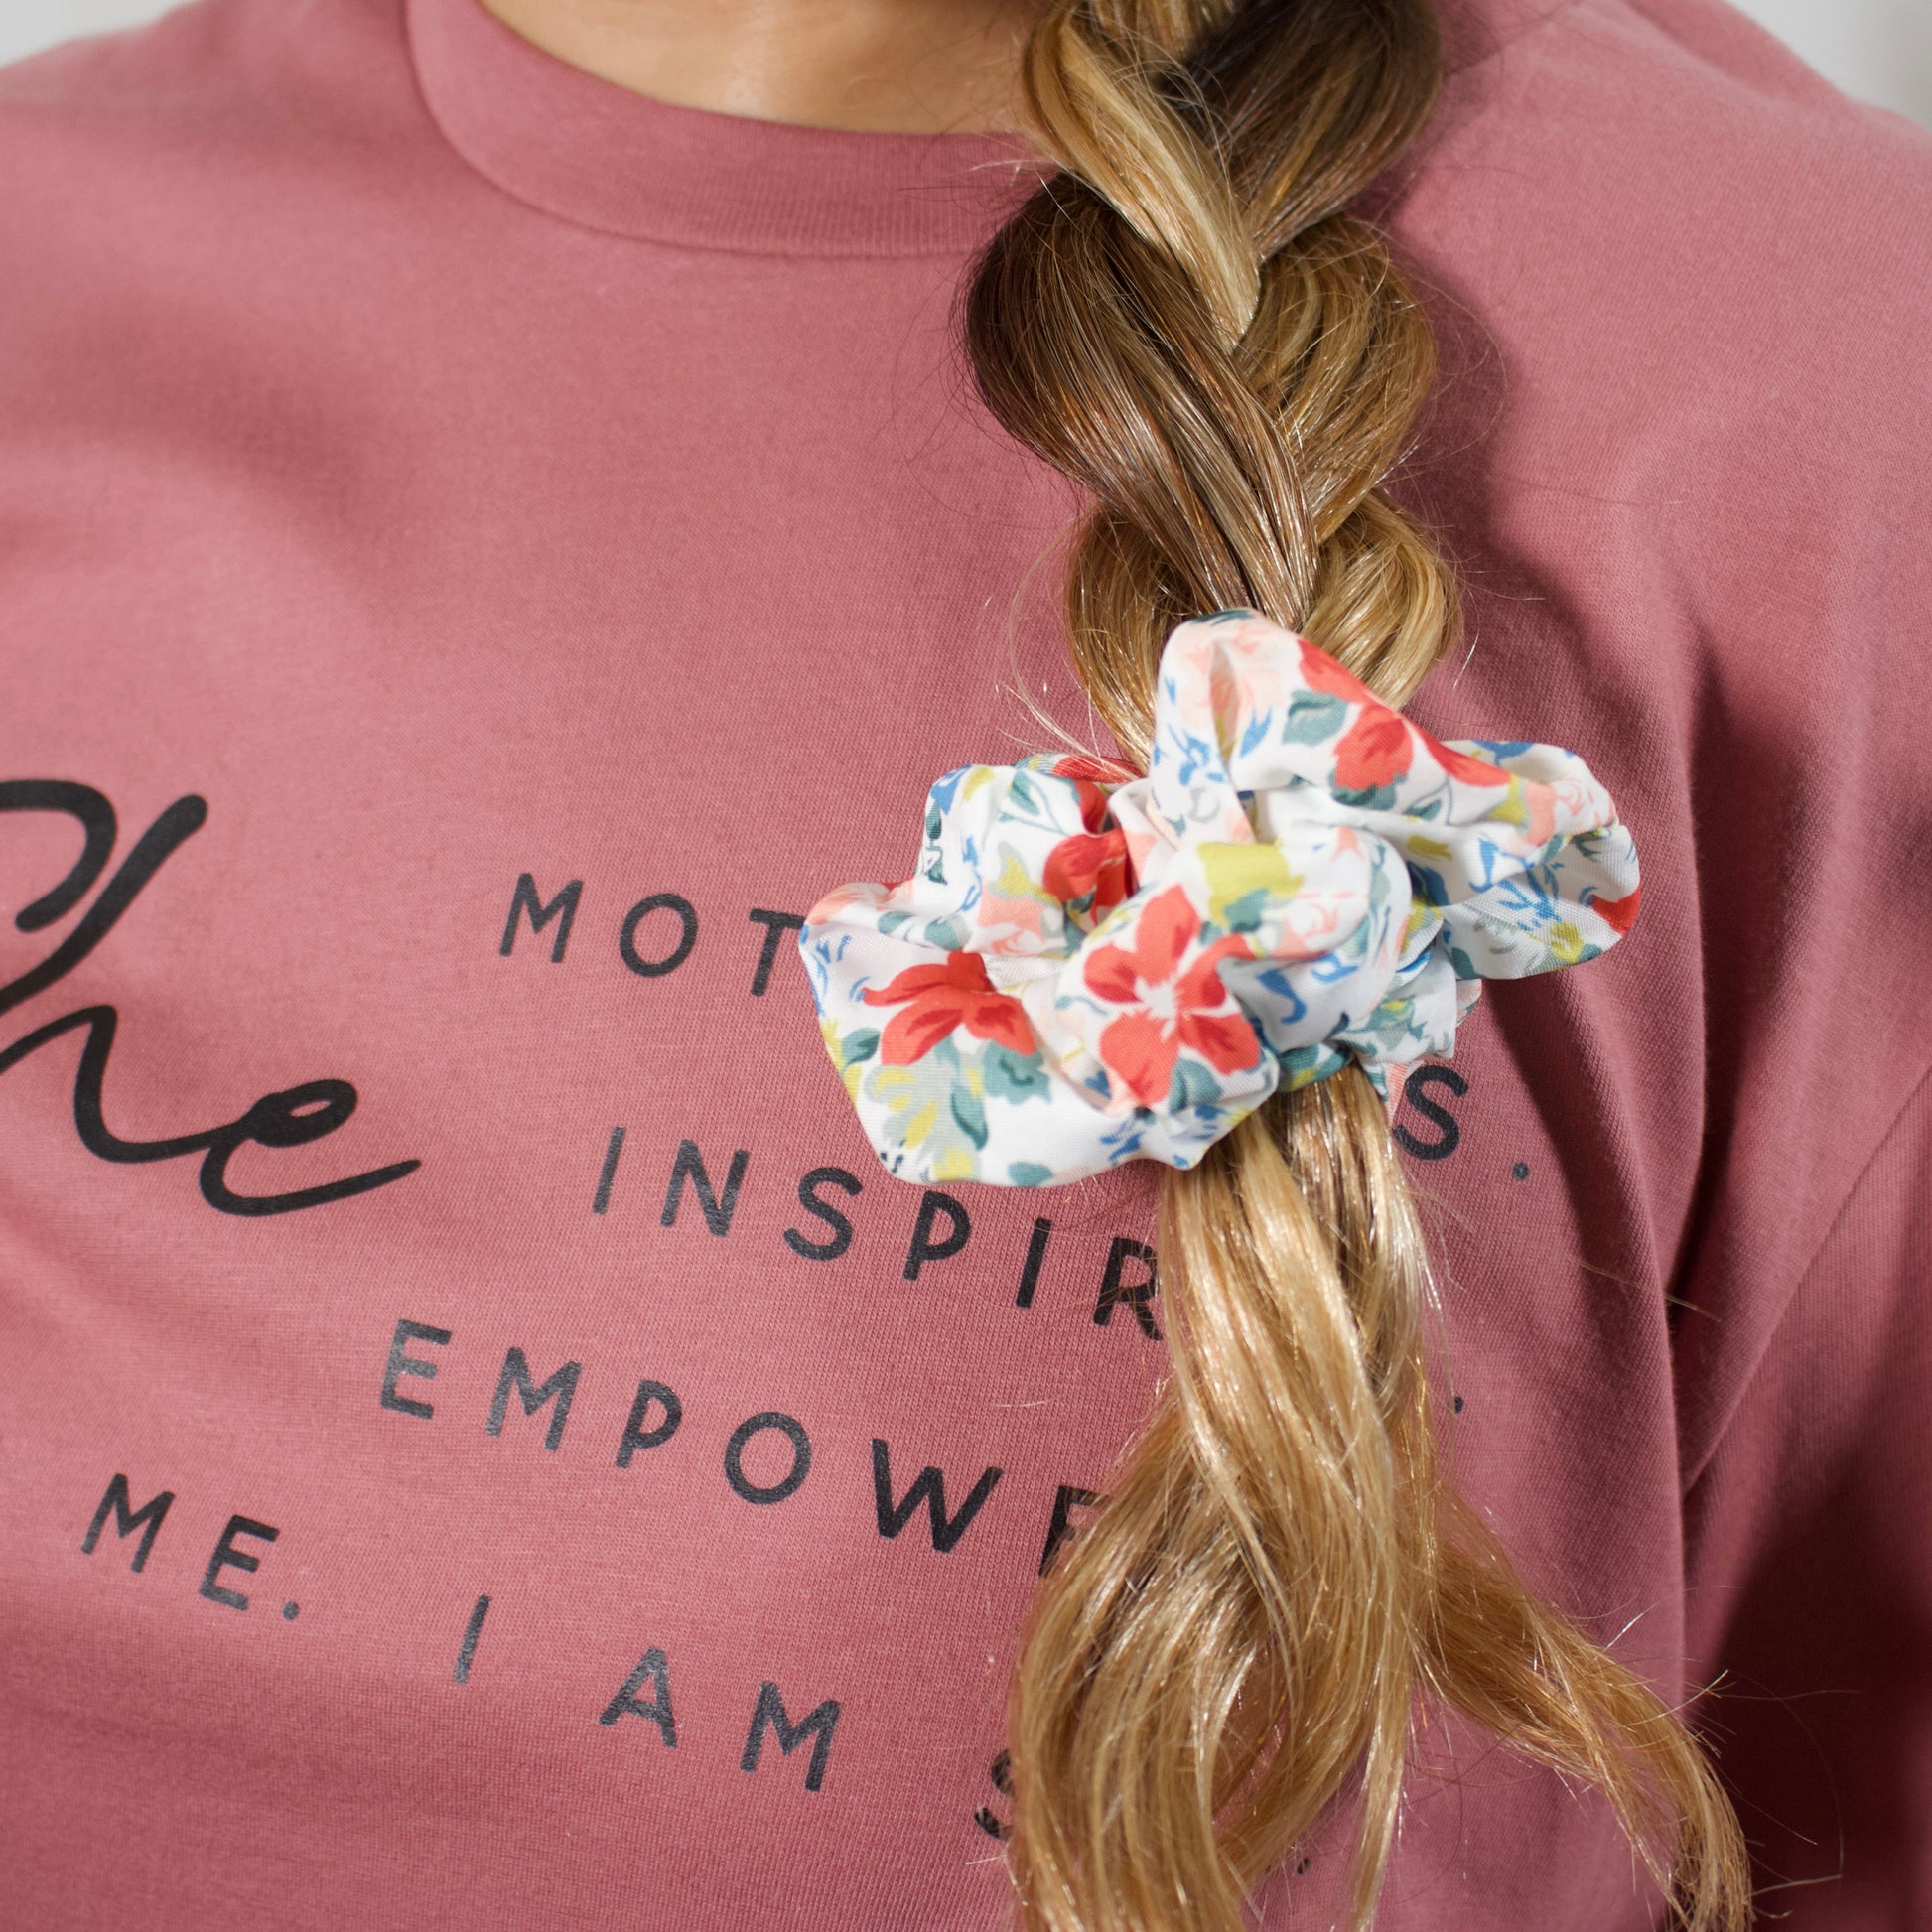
[800,612,1641,1187]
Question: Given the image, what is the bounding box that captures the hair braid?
[963,2,1753,1927]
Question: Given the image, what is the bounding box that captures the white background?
[0,0,1927,126]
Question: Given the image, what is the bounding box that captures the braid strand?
[964,1,1754,1926]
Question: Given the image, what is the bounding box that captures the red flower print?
[863,953,1036,1065]
[1297,636,1378,704]
[1333,705,1414,793]
[1083,888,1258,1107]
[1051,754,1135,786]
[1591,886,1641,936]
[1298,636,1418,792]
[1042,761,1133,917]
[1428,739,1512,788]
[1039,755,1135,918]
[1044,832,1131,917]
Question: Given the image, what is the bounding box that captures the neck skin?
[478,0,1040,132]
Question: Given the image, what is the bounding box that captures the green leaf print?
[983,1043,1049,1102]
[1281,690,1347,743]
[921,915,969,952]
[1168,1057,1224,1111]
[950,1083,989,1148]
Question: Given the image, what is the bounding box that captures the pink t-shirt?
[1,0,1927,1924]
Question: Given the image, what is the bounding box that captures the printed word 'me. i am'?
[77,1473,845,1793]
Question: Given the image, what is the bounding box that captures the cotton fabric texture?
[803,612,1640,1184]
[0,0,1928,1927]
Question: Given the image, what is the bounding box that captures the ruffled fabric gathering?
[798,611,1641,1187]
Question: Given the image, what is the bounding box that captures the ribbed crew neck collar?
[405,0,1043,255]
[405,0,1570,257]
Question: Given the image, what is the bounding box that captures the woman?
[0,0,1925,1924]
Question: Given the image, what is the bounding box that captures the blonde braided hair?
[963,0,1753,1925]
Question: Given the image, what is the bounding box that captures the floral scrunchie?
[799,611,1640,1187]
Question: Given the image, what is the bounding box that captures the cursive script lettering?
[0,780,419,1215]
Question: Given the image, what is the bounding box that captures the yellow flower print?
[1198,841,1302,929]
[1546,919,1586,964]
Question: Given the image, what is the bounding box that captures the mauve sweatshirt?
[0,0,1927,1924]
